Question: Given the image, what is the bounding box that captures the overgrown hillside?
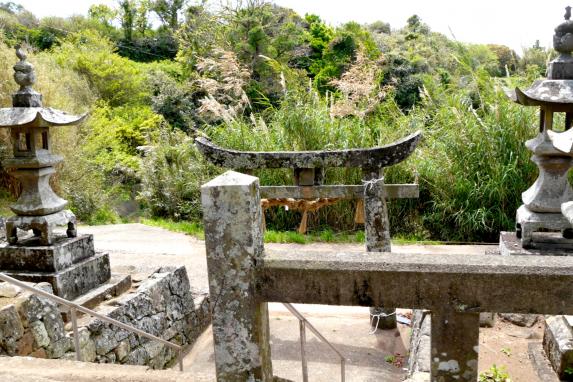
[0,0,556,241]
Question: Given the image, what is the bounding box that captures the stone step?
[0,356,213,382]
[60,273,132,321]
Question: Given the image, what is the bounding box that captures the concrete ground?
[185,304,410,381]
[44,224,543,382]
[0,356,213,382]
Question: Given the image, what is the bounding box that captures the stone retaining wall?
[0,266,210,369]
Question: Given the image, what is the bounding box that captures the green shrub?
[479,365,511,382]
[53,30,150,107]
[139,126,221,221]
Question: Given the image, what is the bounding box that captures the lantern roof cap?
[0,107,86,127]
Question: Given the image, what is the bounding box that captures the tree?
[135,0,151,36]
[178,3,226,68]
[152,0,186,31]
[118,0,136,41]
[487,44,518,76]
[520,40,553,75]
[88,4,117,27]
[405,14,429,36]
[368,20,391,35]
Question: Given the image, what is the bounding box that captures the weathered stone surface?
[125,346,149,365]
[543,315,573,377]
[516,205,572,249]
[529,342,561,382]
[201,171,273,381]
[94,327,119,356]
[195,131,421,169]
[0,282,22,297]
[16,330,35,355]
[363,173,391,253]
[5,210,76,245]
[43,308,65,342]
[78,328,96,362]
[5,252,111,300]
[407,310,430,376]
[114,339,130,362]
[46,336,72,358]
[259,184,419,200]
[499,313,540,327]
[30,320,50,348]
[479,312,496,327]
[499,231,573,255]
[0,107,85,127]
[430,310,479,381]
[259,250,573,315]
[0,304,24,355]
[0,234,95,272]
[76,266,209,369]
[363,171,396,330]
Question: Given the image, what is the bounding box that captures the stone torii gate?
[196,130,421,330]
[201,170,573,382]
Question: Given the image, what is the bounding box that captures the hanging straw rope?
[261,198,340,234]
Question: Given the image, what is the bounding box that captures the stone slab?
[62,273,132,321]
[0,234,95,272]
[259,184,419,200]
[499,231,573,256]
[259,250,573,315]
[516,205,573,248]
[529,342,561,382]
[543,315,573,378]
[4,252,111,300]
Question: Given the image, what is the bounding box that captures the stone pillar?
[430,309,479,382]
[363,169,391,252]
[201,171,273,382]
[363,168,396,329]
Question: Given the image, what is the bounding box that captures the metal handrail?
[282,303,346,382]
[0,272,185,371]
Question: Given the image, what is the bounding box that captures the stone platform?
[500,231,573,256]
[0,234,111,300]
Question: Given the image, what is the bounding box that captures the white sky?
[11,0,570,55]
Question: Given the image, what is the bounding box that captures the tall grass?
[201,52,538,242]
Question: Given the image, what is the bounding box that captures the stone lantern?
[0,46,82,245]
[507,6,573,248]
[0,47,111,300]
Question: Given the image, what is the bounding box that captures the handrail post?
[178,349,184,372]
[299,320,308,382]
[70,307,82,362]
[341,358,345,382]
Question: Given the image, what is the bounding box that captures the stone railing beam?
[258,251,573,314]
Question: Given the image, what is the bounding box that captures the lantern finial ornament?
[12,45,42,107]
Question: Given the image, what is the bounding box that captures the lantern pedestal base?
[516,205,573,249]
[5,210,76,246]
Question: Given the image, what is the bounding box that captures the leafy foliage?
[0,1,554,240]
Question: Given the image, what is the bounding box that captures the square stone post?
[363,168,396,329]
[363,168,391,252]
[201,171,273,382]
[430,309,480,381]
